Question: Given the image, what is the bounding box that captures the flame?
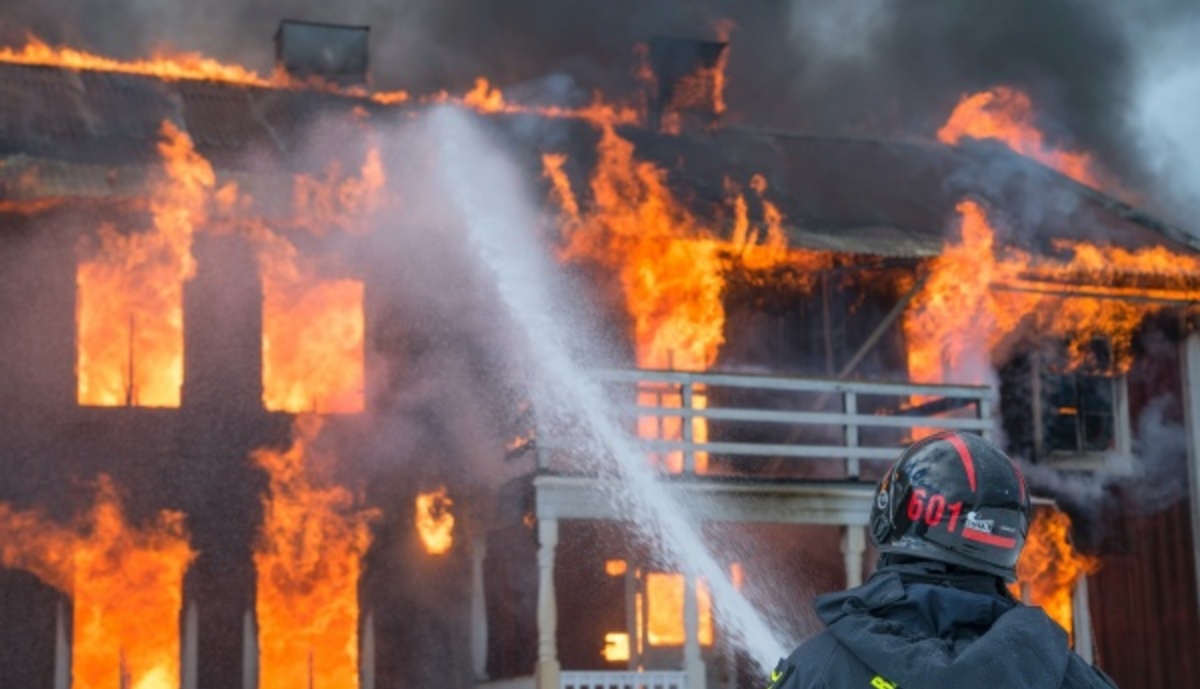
[546,127,829,471]
[76,121,213,407]
[258,149,379,414]
[415,487,455,556]
[0,476,194,689]
[252,416,378,689]
[644,573,713,647]
[1014,508,1098,643]
[938,86,1100,188]
[605,559,629,577]
[0,36,274,86]
[905,199,1200,388]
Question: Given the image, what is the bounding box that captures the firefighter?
[766,431,1119,689]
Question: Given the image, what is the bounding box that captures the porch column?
[182,601,199,689]
[242,609,258,689]
[361,609,376,689]
[54,599,70,689]
[683,574,707,689]
[1181,328,1200,620]
[1071,575,1094,663]
[841,525,866,588]
[536,518,561,689]
[471,530,490,681]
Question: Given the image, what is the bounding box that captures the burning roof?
[0,58,1193,268]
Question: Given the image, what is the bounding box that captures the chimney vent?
[275,20,369,85]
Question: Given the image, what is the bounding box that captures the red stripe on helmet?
[963,528,1017,549]
[943,434,977,492]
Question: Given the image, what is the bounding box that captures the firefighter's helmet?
[869,431,1030,581]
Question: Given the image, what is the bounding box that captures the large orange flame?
[938,86,1100,188]
[545,126,829,471]
[252,416,378,689]
[1014,508,1098,643]
[76,121,213,407]
[0,476,194,689]
[905,199,1200,387]
[415,487,455,555]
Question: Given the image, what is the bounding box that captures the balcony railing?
[561,671,687,689]
[536,368,993,478]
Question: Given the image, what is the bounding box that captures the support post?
[1180,328,1200,622]
[242,609,258,689]
[841,526,866,588]
[1072,575,1094,664]
[53,599,70,689]
[182,601,199,689]
[361,609,376,689]
[682,381,695,474]
[682,574,706,689]
[536,518,561,689]
[470,530,490,681]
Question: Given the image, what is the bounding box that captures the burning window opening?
[261,277,366,414]
[644,572,714,647]
[416,487,455,556]
[1013,507,1099,645]
[252,416,379,689]
[602,632,632,663]
[0,475,194,689]
[76,121,213,408]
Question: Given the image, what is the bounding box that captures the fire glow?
[415,487,455,556]
[938,86,1101,189]
[252,416,378,689]
[1015,508,1098,642]
[546,125,828,473]
[0,476,194,689]
[904,199,1200,387]
[76,122,212,408]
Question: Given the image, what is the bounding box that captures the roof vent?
[275,20,369,85]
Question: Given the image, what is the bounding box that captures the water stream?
[426,106,789,671]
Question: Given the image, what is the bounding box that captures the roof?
[0,60,1195,261]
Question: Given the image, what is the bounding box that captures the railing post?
[844,391,859,478]
[681,379,695,475]
[978,393,993,443]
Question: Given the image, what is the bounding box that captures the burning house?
[0,17,1197,689]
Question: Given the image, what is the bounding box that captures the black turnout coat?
[767,561,1118,689]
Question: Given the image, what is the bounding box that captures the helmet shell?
[869,432,1030,581]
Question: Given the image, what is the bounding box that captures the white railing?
[536,368,993,478]
[561,671,687,689]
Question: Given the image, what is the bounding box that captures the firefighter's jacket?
[768,562,1118,689]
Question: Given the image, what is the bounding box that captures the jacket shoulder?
[771,632,889,689]
[1061,655,1120,689]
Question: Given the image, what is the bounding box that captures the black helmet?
[869,431,1030,581]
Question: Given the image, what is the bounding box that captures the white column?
[1182,329,1200,622]
[182,601,199,689]
[682,574,706,689]
[53,599,70,689]
[536,518,561,689]
[471,531,490,681]
[841,526,866,588]
[243,609,259,689]
[361,609,376,689]
[1071,575,1094,663]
